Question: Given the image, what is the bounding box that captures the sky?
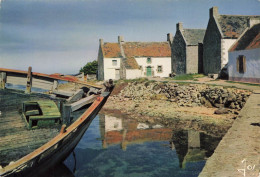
[0,0,259,74]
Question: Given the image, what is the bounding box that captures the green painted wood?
[147,66,152,77]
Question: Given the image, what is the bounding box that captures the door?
[146,66,152,77]
[115,69,120,80]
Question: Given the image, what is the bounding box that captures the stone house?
[203,6,260,76]
[168,23,205,74]
[97,36,171,80]
[228,23,260,83]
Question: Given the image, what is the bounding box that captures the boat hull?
[0,92,110,177]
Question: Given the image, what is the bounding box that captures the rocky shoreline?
[101,80,251,136]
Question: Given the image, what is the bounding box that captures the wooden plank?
[25,66,32,93]
[53,90,74,97]
[62,104,71,126]
[32,77,54,85]
[6,76,27,85]
[0,72,7,89]
[32,82,53,90]
[67,89,84,103]
[52,80,58,91]
[70,95,97,112]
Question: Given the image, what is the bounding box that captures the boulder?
[214,108,229,114]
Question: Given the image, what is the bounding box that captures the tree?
[80,60,98,75]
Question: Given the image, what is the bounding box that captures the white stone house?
[97,36,171,80]
[228,23,260,83]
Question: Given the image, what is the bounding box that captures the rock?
[214,108,229,114]
[152,124,164,129]
[227,93,236,102]
[137,123,149,129]
[215,103,224,108]
[229,102,236,109]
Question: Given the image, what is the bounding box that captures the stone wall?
[117,81,250,110]
[203,17,222,74]
[186,46,199,74]
[172,30,186,74]
[198,43,203,73]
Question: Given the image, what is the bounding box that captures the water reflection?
[99,114,173,151]
[47,114,222,177]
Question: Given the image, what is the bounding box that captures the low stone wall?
[118,81,250,110]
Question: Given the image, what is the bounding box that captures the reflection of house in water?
[171,130,222,169]
[99,114,173,150]
[99,114,222,168]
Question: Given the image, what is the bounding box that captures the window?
[236,55,246,73]
[139,65,143,71]
[157,65,163,73]
[147,57,152,64]
[112,60,117,66]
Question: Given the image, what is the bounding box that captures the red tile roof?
[103,43,122,58]
[123,57,140,69]
[229,23,260,51]
[123,42,171,57]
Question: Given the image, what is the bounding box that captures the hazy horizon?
[0,0,259,74]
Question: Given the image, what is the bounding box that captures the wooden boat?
[0,67,113,177]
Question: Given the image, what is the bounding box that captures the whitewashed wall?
[135,57,171,77]
[229,48,260,81]
[104,58,121,80]
[221,39,237,68]
[126,69,142,79]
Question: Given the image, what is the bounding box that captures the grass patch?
[226,81,260,87]
[170,74,205,81]
[114,77,149,84]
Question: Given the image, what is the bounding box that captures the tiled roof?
[103,43,122,58]
[182,29,206,45]
[229,23,260,51]
[123,57,140,69]
[217,15,260,38]
[122,42,171,57]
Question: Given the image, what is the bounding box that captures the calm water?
[4,85,222,177]
[43,114,222,177]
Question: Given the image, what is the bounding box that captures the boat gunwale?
[0,67,102,89]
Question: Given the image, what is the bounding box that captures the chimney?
[99,39,104,46]
[210,6,219,18]
[167,33,173,44]
[176,22,183,31]
[118,36,124,44]
[247,18,260,28]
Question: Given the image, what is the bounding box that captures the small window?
[157,65,163,73]
[147,57,152,64]
[139,65,143,71]
[112,60,117,66]
[236,55,246,73]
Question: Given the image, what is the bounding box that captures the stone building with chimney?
[168,23,205,74]
[97,36,171,80]
[203,6,260,76]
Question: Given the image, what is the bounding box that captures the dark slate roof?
[182,29,206,45]
[103,43,122,58]
[229,23,260,51]
[122,42,171,57]
[123,57,140,69]
[217,15,260,38]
